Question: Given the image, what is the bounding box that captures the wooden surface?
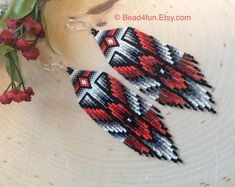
[0,0,235,186]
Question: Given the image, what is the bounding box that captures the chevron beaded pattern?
[93,27,215,113]
[66,67,181,162]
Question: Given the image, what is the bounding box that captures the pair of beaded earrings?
[45,19,215,163]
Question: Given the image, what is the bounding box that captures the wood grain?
[0,0,235,186]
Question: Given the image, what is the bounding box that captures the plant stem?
[13,24,24,34]
[13,60,25,90]
[34,2,39,21]
[8,52,26,90]
[8,56,16,89]
[13,24,24,39]
[4,83,13,93]
[16,82,22,89]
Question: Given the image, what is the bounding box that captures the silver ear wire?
[43,63,67,71]
[65,18,92,33]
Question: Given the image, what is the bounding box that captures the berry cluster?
[0,16,44,60]
[0,0,50,105]
[0,0,52,105]
[0,87,34,104]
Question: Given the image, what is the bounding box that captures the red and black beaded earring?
[52,19,217,163]
[44,63,181,163]
[66,19,216,113]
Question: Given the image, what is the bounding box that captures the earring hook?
[65,18,92,33]
[43,63,67,71]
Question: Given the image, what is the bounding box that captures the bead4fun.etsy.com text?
[114,14,192,22]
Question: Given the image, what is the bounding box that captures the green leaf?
[0,0,37,25]
[0,45,14,56]
[5,51,21,83]
[41,13,57,54]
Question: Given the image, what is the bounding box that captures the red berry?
[11,92,20,102]
[33,22,42,35]
[0,29,13,45]
[6,89,16,100]
[12,91,27,102]
[20,92,29,101]
[25,87,34,96]
[0,93,12,104]
[22,47,39,60]
[6,19,21,30]
[24,87,34,102]
[15,38,31,51]
[24,94,32,102]
[24,16,34,31]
